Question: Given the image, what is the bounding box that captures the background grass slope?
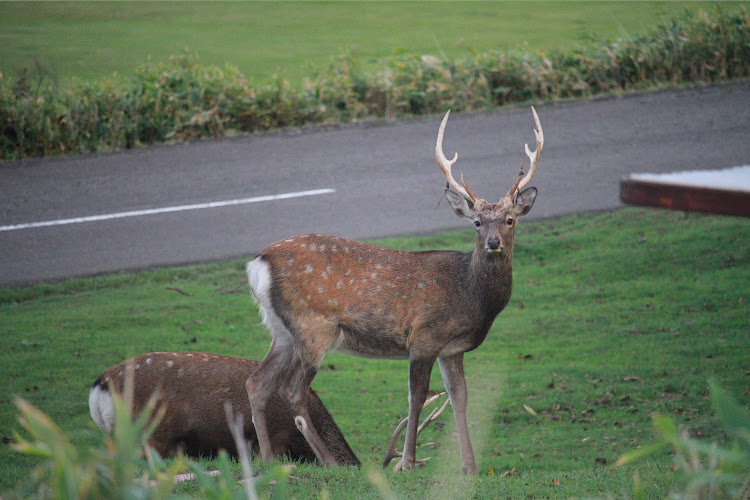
[0,1,736,86]
[1,208,748,498]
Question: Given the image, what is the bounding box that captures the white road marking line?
[0,188,336,232]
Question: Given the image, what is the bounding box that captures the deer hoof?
[462,463,479,475]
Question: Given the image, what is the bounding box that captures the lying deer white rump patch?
[89,383,115,431]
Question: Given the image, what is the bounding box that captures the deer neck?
[467,245,514,317]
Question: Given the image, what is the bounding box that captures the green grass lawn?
[0,1,740,87]
[1,208,748,498]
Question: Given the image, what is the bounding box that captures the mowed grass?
[0,1,739,87]
[1,208,748,497]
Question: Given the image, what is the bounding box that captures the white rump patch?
[89,384,115,431]
[247,257,294,347]
[247,258,273,306]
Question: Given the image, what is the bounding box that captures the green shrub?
[1,7,748,161]
[10,391,181,499]
[8,387,291,499]
[618,381,750,499]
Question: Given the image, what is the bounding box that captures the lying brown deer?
[89,352,360,465]
[246,107,544,474]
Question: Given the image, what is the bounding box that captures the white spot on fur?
[305,265,314,274]
[167,360,174,368]
[294,416,308,433]
[146,357,152,365]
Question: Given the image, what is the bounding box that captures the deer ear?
[513,187,537,217]
[445,189,475,219]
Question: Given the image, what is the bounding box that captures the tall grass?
[1,7,748,161]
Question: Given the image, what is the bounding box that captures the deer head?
[436,107,542,254]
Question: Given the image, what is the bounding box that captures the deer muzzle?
[486,237,503,253]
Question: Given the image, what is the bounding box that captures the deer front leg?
[400,356,436,471]
[439,353,478,475]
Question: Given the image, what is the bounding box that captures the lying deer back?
[89,351,360,466]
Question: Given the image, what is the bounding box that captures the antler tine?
[416,394,451,434]
[515,106,544,194]
[382,392,451,471]
[382,415,409,469]
[504,161,525,200]
[436,111,477,203]
[460,173,480,203]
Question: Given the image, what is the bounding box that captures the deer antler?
[436,111,478,204]
[382,392,451,471]
[510,106,544,198]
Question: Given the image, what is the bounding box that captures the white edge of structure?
[627,165,750,193]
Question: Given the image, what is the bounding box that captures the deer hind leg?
[246,336,293,461]
[280,353,338,467]
[246,257,296,461]
[438,352,478,475]
[401,356,436,471]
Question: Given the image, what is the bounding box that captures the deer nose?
[487,238,502,251]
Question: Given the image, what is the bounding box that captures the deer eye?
[474,220,481,227]
[506,218,514,226]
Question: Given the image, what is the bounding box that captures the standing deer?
[89,352,360,465]
[246,107,543,474]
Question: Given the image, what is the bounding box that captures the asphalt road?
[2,82,749,286]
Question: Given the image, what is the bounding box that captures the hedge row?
[1,7,748,161]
